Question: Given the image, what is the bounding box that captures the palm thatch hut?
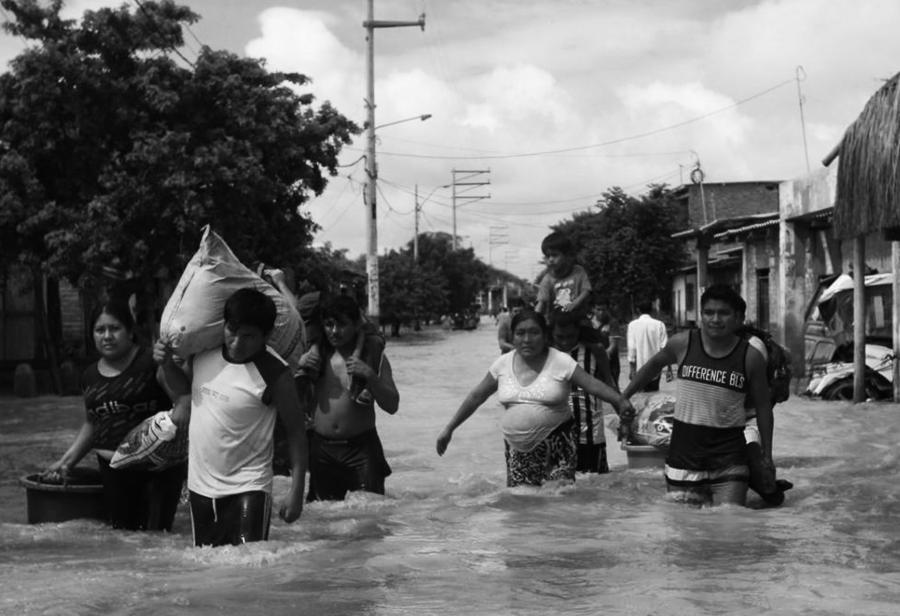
[834,71,900,240]
[832,70,900,401]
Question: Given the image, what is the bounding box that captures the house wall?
[685,182,781,226]
[778,167,838,376]
[743,234,780,336]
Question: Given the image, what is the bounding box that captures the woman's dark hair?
[90,299,136,336]
[511,308,549,337]
[224,288,277,335]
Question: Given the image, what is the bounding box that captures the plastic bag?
[159,225,305,370]
[110,410,188,471]
[629,392,676,447]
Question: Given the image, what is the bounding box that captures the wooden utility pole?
[414,184,419,262]
[853,236,866,402]
[893,241,900,401]
[363,0,424,322]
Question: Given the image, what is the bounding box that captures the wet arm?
[48,420,96,474]
[153,340,191,398]
[622,337,684,398]
[747,349,774,460]
[273,370,308,523]
[367,356,400,414]
[571,365,632,417]
[436,373,498,455]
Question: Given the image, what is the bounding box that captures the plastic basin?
[20,468,105,524]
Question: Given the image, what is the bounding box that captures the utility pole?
[413,184,419,262]
[451,169,490,250]
[363,0,425,322]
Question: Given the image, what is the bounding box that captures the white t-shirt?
[489,348,577,452]
[188,346,287,498]
[626,313,668,369]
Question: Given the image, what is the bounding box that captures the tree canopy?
[551,184,687,318]
[0,0,357,288]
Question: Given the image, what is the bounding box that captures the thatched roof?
[834,71,900,239]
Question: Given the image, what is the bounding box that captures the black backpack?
[739,325,793,404]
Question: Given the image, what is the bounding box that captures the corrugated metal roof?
[713,217,779,240]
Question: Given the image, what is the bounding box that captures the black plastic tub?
[20,467,105,524]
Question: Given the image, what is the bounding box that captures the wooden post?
[853,235,866,402]
[697,240,709,309]
[893,241,900,401]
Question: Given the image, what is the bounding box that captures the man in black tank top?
[622,285,774,507]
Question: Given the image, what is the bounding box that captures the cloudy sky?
[2,0,899,281]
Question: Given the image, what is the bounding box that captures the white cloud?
[246,8,361,117]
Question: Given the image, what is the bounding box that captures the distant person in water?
[497,297,525,353]
[436,309,635,487]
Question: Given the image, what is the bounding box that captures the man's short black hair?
[224,288,277,335]
[321,294,362,323]
[540,231,574,256]
[700,284,746,315]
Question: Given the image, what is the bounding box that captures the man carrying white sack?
[155,287,308,547]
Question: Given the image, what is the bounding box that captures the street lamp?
[364,107,432,324]
[373,113,432,130]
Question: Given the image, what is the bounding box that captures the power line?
[318,174,360,231]
[368,77,795,161]
[377,134,693,160]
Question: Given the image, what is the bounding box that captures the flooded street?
[2,320,900,615]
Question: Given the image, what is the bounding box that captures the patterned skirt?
[504,419,577,487]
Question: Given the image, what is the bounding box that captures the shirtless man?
[306,295,400,501]
[623,284,774,507]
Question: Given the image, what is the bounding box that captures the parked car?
[804,342,894,401]
[803,272,893,371]
[450,306,480,330]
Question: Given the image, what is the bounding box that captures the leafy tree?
[553,184,687,319]
[413,232,490,314]
[0,0,356,388]
[0,0,356,288]
[378,249,448,336]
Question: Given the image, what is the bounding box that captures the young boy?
[551,312,616,473]
[535,232,592,320]
[154,287,308,546]
[307,295,400,501]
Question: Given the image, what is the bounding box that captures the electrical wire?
[319,174,362,231]
[366,78,795,161]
